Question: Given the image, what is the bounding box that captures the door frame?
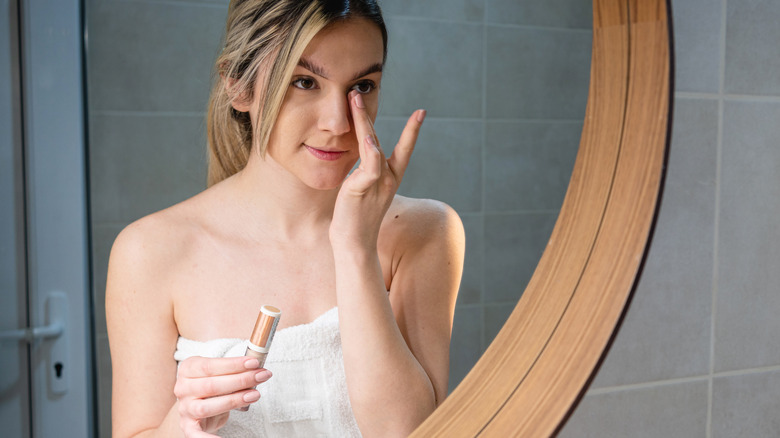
[0,0,31,433]
[19,0,94,435]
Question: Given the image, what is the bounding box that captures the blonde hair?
[206,0,388,187]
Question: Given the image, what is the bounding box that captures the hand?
[329,90,426,251]
[174,356,272,437]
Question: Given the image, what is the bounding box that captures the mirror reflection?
[85,0,591,435]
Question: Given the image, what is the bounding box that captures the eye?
[351,80,376,94]
[292,77,317,90]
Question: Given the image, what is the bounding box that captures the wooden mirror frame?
[412,0,672,436]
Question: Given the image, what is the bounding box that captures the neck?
[228,151,340,242]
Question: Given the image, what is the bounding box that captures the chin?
[301,161,355,191]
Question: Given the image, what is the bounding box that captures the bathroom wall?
[373,0,591,393]
[86,1,224,435]
[558,0,780,436]
[85,0,589,435]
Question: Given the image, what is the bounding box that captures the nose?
[317,90,352,136]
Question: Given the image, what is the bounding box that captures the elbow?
[356,381,436,438]
[396,381,438,437]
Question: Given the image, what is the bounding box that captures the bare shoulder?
[106,192,214,311]
[380,195,465,301]
[109,202,200,280]
[382,195,465,250]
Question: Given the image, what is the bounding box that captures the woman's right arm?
[107,220,186,437]
[106,220,269,438]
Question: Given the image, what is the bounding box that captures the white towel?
[174,307,361,437]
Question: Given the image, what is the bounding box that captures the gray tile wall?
[86,1,222,435]
[560,0,780,436]
[86,0,589,435]
[376,0,590,394]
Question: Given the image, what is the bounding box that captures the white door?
[0,0,93,436]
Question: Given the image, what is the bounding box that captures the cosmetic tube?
[238,305,280,411]
[245,305,281,364]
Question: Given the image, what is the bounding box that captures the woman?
[106,1,465,437]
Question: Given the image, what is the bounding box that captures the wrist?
[331,241,378,262]
[329,229,378,255]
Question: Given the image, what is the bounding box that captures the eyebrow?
[297,57,383,81]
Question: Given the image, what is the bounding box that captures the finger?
[183,369,271,399]
[349,91,383,179]
[349,90,379,149]
[178,356,260,379]
[387,109,425,181]
[181,389,260,422]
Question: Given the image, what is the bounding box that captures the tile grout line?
[713,364,780,379]
[385,14,591,33]
[95,111,587,124]
[378,116,584,123]
[588,375,710,396]
[113,0,227,10]
[93,110,205,117]
[675,91,780,103]
[93,221,133,228]
[586,364,780,396]
[707,0,729,437]
[476,209,562,216]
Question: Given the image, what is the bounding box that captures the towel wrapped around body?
[174,307,361,437]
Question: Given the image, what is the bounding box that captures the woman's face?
[261,18,384,190]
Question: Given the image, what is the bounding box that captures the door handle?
[0,321,63,342]
[0,291,69,394]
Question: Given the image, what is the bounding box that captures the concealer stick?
[237,305,281,411]
[246,305,281,363]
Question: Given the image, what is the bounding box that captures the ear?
[223,74,252,113]
[231,97,252,113]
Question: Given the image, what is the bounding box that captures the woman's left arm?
[330,91,465,437]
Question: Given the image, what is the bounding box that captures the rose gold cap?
[249,305,281,351]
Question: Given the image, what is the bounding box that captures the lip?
[304,145,347,161]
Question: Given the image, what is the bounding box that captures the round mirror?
[411,0,671,435]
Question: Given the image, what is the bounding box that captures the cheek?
[366,97,380,121]
[266,115,298,155]
[275,104,312,137]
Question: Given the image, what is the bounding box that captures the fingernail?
[354,93,366,109]
[416,109,427,123]
[255,370,272,382]
[243,390,260,403]
[366,135,377,148]
[244,358,260,369]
